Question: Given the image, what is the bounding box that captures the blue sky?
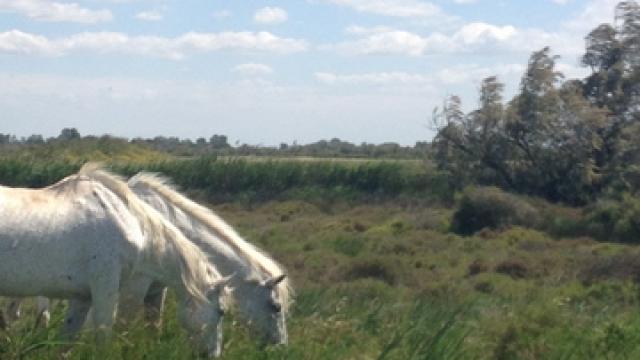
[0,0,621,145]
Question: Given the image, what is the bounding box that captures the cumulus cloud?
[436,63,524,84]
[0,0,112,23]
[562,0,618,33]
[135,10,163,21]
[328,22,585,57]
[232,63,274,76]
[326,0,441,18]
[315,71,432,85]
[315,63,525,89]
[0,30,59,55]
[329,22,523,56]
[0,30,308,59]
[254,7,288,25]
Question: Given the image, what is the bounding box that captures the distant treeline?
[0,129,429,159]
[432,0,640,205]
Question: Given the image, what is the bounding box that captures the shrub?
[451,187,541,235]
[467,259,489,277]
[584,194,640,243]
[580,249,640,284]
[495,259,529,279]
[343,258,399,286]
[332,236,365,257]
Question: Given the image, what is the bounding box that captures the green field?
[3,192,640,359]
[1,142,640,359]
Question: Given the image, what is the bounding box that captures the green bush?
[451,187,541,235]
[584,194,640,243]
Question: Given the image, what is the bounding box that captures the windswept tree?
[616,1,640,70]
[431,78,513,189]
[432,47,607,203]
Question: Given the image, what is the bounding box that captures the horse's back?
[0,179,141,298]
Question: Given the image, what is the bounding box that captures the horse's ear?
[264,274,286,288]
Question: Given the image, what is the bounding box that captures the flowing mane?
[78,163,217,303]
[128,173,293,313]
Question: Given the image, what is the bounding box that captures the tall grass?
[0,293,477,360]
[0,156,453,203]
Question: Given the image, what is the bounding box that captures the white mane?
[128,173,293,313]
[78,163,220,303]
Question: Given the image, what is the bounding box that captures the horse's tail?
[79,163,214,302]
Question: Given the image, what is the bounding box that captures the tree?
[25,134,44,144]
[58,128,81,141]
[432,78,514,189]
[583,24,621,73]
[209,135,229,149]
[616,1,640,70]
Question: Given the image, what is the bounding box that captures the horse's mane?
[128,173,293,313]
[78,163,218,303]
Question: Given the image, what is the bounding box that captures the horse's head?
[236,274,288,345]
[178,277,231,358]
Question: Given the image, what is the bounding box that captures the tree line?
[432,1,640,205]
[0,129,428,160]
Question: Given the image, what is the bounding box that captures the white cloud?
[0,30,308,59]
[315,71,432,85]
[135,10,163,22]
[563,0,618,33]
[254,7,288,25]
[329,22,522,56]
[0,0,112,23]
[315,63,525,88]
[326,0,441,18]
[328,22,585,57]
[455,22,516,44]
[436,63,524,85]
[453,0,478,4]
[232,63,274,76]
[0,30,59,56]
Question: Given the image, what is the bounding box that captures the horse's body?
[0,166,229,357]
[0,175,142,336]
[128,173,292,344]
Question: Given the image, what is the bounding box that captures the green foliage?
[451,187,541,235]
[584,194,640,243]
[431,1,640,205]
[4,195,640,359]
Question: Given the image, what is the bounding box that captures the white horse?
[127,173,292,345]
[0,165,230,357]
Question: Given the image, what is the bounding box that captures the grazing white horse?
[127,173,292,345]
[0,165,230,358]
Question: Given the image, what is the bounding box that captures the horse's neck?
[135,190,258,280]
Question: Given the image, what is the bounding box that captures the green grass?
[4,200,640,359]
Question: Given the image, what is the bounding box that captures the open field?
[3,196,640,359]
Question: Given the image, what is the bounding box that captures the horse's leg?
[62,299,91,339]
[0,307,6,330]
[90,273,120,346]
[6,298,22,323]
[143,282,167,329]
[35,297,51,328]
[117,275,152,326]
